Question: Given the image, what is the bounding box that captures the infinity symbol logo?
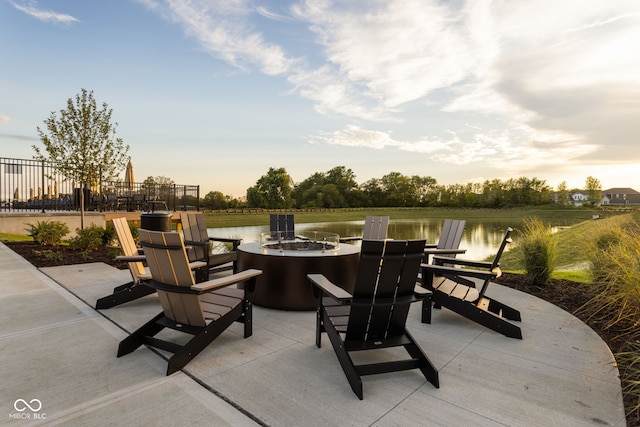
[14,399,42,412]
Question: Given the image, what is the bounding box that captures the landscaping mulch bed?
[3,240,638,425]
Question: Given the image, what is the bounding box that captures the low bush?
[25,220,70,246]
[68,225,113,251]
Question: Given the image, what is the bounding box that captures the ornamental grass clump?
[583,212,640,332]
[616,341,640,422]
[517,217,557,285]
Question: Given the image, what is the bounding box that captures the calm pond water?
[208,217,578,260]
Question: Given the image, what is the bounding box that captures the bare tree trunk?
[80,182,85,230]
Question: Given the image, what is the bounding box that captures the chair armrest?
[115,255,146,262]
[421,263,497,280]
[432,255,491,269]
[424,243,437,248]
[424,248,467,256]
[183,239,209,248]
[188,261,207,270]
[191,268,262,292]
[339,236,362,243]
[414,285,433,297]
[307,273,352,302]
[209,237,241,251]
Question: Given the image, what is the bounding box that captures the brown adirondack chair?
[420,227,522,339]
[95,217,154,309]
[308,239,439,399]
[117,229,262,375]
[340,215,389,243]
[180,212,241,282]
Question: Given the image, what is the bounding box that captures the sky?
[1,0,639,198]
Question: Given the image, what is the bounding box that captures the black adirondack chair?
[308,239,439,399]
[421,227,522,339]
[117,229,262,375]
[269,213,296,240]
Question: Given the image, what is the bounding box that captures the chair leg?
[484,297,521,321]
[167,303,245,375]
[243,298,252,338]
[117,312,165,357]
[96,283,155,309]
[323,311,363,399]
[434,293,523,339]
[421,297,433,324]
[403,329,439,388]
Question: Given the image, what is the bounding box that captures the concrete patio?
[0,241,626,426]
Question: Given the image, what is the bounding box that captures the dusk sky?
[2,0,639,197]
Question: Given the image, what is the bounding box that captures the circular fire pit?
[260,231,340,251]
[237,232,359,311]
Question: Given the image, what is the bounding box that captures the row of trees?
[202,166,603,210]
[33,89,603,214]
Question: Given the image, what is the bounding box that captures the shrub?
[517,217,557,285]
[101,222,117,246]
[68,225,109,251]
[33,249,62,262]
[26,220,70,246]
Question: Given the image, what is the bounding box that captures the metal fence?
[1,157,199,212]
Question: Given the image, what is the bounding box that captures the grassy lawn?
[201,207,608,228]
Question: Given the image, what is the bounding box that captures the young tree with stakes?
[34,89,130,228]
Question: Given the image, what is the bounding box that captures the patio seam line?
[33,375,176,424]
[0,316,94,341]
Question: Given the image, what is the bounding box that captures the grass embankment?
[201,206,606,228]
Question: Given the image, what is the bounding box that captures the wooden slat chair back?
[437,219,465,253]
[95,217,154,309]
[361,215,389,240]
[118,229,262,374]
[113,217,147,284]
[180,211,207,262]
[346,239,425,340]
[423,219,467,263]
[139,229,205,326]
[308,239,439,399]
[270,214,295,240]
[179,212,241,280]
[340,215,389,243]
[421,227,522,339]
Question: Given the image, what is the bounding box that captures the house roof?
[602,187,640,195]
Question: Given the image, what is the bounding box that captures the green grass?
[202,207,605,228]
[0,233,33,242]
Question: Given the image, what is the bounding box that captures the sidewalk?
[0,242,626,426]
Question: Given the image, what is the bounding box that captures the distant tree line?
[200,166,603,210]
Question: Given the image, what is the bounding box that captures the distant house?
[568,191,589,206]
[601,188,640,206]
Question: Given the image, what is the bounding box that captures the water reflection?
[209,218,530,260]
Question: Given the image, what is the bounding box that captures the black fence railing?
[1,157,199,212]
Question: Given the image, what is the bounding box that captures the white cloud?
[141,0,640,174]
[0,115,10,125]
[140,0,295,76]
[10,1,79,24]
